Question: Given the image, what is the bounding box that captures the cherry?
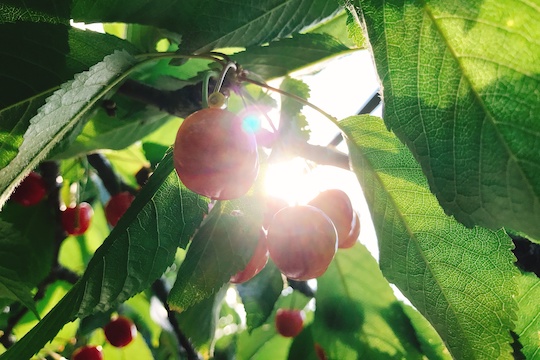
[275,308,304,337]
[104,315,137,348]
[267,205,337,281]
[61,202,93,236]
[230,231,269,284]
[72,345,103,360]
[308,189,355,249]
[341,211,360,249]
[11,172,46,206]
[105,191,135,226]
[173,108,259,200]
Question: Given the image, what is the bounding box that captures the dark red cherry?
[104,315,137,348]
[11,172,46,206]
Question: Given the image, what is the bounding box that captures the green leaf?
[71,0,341,52]
[0,152,207,359]
[341,115,519,359]
[0,22,69,109]
[312,244,424,359]
[51,98,175,159]
[0,0,69,24]
[237,260,284,332]
[0,28,139,168]
[168,198,263,311]
[0,50,138,210]
[400,304,452,360]
[309,11,363,49]
[351,1,540,240]
[514,271,540,359]
[287,324,319,360]
[231,33,352,80]
[0,221,39,317]
[176,285,227,355]
[280,77,311,141]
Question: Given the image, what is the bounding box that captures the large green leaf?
[350,0,540,240]
[71,0,341,52]
[312,244,424,359]
[231,33,352,80]
[0,50,137,210]
[341,115,519,359]
[0,152,208,359]
[514,271,540,359]
[168,198,263,311]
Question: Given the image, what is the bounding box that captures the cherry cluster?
[12,172,135,237]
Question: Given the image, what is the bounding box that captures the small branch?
[87,153,136,196]
[117,79,201,119]
[288,140,350,170]
[287,279,316,298]
[151,280,201,360]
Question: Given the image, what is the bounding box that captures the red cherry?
[230,231,269,284]
[104,315,137,348]
[340,212,360,249]
[61,202,93,236]
[275,308,304,337]
[308,189,354,249]
[11,172,47,206]
[173,108,259,200]
[267,206,337,281]
[105,191,135,226]
[72,345,103,360]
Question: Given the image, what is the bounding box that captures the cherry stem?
[240,76,340,127]
[213,61,237,94]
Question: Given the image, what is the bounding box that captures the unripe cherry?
[173,108,259,200]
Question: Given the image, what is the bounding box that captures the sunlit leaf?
[231,33,352,80]
[312,244,424,359]
[0,50,137,210]
[341,115,519,359]
[0,0,69,24]
[349,0,540,240]
[168,198,263,311]
[514,271,540,359]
